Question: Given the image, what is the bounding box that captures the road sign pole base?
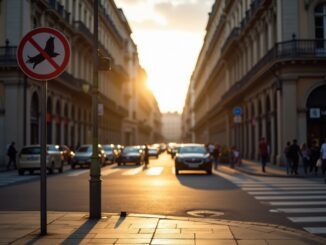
[89,177,101,219]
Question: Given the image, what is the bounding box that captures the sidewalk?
[230,159,324,178]
[0,211,325,245]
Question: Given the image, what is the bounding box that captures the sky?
[115,0,214,113]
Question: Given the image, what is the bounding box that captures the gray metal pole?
[89,0,101,219]
[40,80,47,235]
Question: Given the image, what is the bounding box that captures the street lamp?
[89,0,101,219]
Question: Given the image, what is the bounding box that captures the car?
[59,145,74,164]
[103,144,118,164]
[71,144,106,169]
[118,146,144,166]
[17,144,64,175]
[148,146,159,158]
[171,144,180,159]
[174,143,212,175]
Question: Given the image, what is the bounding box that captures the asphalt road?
[0,152,325,236]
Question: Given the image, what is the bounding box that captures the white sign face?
[17,27,70,81]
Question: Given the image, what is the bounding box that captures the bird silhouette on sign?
[26,36,60,69]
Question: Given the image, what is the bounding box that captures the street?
[1,153,325,238]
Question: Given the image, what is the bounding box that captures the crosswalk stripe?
[304,227,326,234]
[288,216,326,223]
[67,169,88,177]
[256,195,326,200]
[101,168,120,176]
[273,208,326,213]
[248,191,326,195]
[122,167,143,175]
[243,187,326,191]
[146,167,164,176]
[268,201,326,206]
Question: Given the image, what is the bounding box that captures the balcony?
[74,21,93,45]
[58,71,86,92]
[222,39,326,100]
[221,27,240,55]
[240,0,269,32]
[0,46,17,66]
[48,0,71,24]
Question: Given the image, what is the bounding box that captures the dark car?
[175,143,212,175]
[148,146,159,158]
[71,144,106,169]
[103,144,118,164]
[118,146,144,166]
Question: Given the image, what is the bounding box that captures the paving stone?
[88,238,117,244]
[95,233,152,239]
[154,233,194,239]
[151,239,195,245]
[230,227,297,240]
[237,240,268,245]
[195,240,237,245]
[115,238,152,244]
[266,240,318,245]
[195,232,234,239]
[181,228,212,234]
[139,228,155,234]
[157,224,177,229]
[155,229,181,234]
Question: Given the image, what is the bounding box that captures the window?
[315,3,326,49]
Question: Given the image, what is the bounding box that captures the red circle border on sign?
[17,27,70,81]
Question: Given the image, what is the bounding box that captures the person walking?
[320,138,326,176]
[310,140,320,175]
[284,141,292,175]
[288,139,302,175]
[6,141,17,170]
[144,144,149,167]
[301,143,311,175]
[259,137,269,173]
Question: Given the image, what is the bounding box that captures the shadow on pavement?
[61,219,98,245]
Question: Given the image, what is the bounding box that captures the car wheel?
[71,163,76,169]
[207,169,212,175]
[18,169,24,175]
[29,169,33,175]
[48,162,54,174]
[176,169,180,175]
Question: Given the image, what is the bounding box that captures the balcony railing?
[74,21,93,44]
[48,0,71,24]
[0,46,17,65]
[222,39,326,100]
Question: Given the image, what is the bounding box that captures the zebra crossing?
[0,171,38,187]
[216,170,326,235]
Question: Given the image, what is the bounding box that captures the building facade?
[0,0,161,167]
[162,112,181,143]
[183,0,326,164]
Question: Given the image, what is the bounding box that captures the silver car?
[71,144,106,169]
[18,144,64,175]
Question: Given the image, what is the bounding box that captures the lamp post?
[89,0,101,219]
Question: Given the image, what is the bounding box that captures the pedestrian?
[259,137,269,173]
[301,143,311,175]
[212,144,220,170]
[284,141,292,175]
[309,140,320,175]
[6,141,17,170]
[144,144,149,167]
[320,138,326,176]
[288,139,302,175]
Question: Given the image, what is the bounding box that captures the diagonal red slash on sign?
[28,37,60,70]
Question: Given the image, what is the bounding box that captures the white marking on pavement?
[256,195,326,200]
[268,201,326,206]
[249,191,326,195]
[67,169,88,177]
[122,167,143,175]
[146,167,163,175]
[304,227,326,234]
[101,168,120,176]
[273,208,326,213]
[288,216,326,223]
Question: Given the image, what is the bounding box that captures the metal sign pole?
[40,80,47,235]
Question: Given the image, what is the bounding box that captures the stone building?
[0,0,161,167]
[183,0,326,164]
[162,112,181,143]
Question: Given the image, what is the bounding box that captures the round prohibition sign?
[17,27,70,81]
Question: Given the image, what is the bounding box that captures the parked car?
[59,145,74,164]
[175,143,212,175]
[171,144,180,159]
[103,144,118,164]
[17,144,64,175]
[148,146,159,158]
[118,146,144,166]
[71,144,106,169]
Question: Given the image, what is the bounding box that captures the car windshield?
[77,146,91,153]
[123,147,139,153]
[179,146,206,154]
[48,145,60,151]
[103,145,113,152]
[21,147,41,154]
